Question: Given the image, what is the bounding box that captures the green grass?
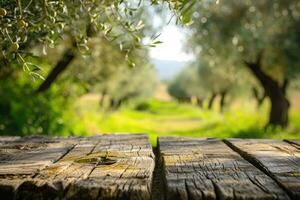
[67,96,300,146]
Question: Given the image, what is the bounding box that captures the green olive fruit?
[17,19,27,28]
[11,42,19,51]
[0,8,7,17]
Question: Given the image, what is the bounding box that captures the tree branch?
[243,52,278,94]
[36,48,75,93]
[36,23,98,93]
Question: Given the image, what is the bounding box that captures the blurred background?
[0,0,300,145]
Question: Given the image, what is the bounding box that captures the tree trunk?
[269,92,289,127]
[115,99,122,109]
[220,90,227,112]
[109,98,114,109]
[99,90,106,107]
[108,98,121,110]
[252,87,266,108]
[208,93,216,109]
[244,55,289,127]
[37,47,75,93]
[196,97,203,108]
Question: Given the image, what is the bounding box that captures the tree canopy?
[0,0,197,76]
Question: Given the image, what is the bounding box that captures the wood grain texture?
[0,136,77,175]
[158,137,289,200]
[64,134,155,200]
[0,134,154,200]
[0,136,78,200]
[284,140,300,150]
[225,138,300,199]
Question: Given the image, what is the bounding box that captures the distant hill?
[151,59,188,81]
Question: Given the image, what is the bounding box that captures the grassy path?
[70,97,300,146]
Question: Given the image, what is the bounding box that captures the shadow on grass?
[231,128,268,138]
[159,122,274,139]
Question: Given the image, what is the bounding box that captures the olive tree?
[66,36,158,109]
[187,0,300,127]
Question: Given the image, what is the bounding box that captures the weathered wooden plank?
[225,138,300,199]
[10,136,104,199]
[64,134,155,200]
[0,136,21,143]
[0,136,78,175]
[158,137,289,200]
[7,134,154,200]
[0,136,79,199]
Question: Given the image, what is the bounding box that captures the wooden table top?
[0,135,299,200]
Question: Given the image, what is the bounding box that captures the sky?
[149,25,194,62]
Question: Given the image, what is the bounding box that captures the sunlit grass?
[67,96,300,146]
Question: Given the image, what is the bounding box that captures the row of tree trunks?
[244,54,289,127]
[205,91,227,112]
[99,93,139,110]
[184,93,227,112]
